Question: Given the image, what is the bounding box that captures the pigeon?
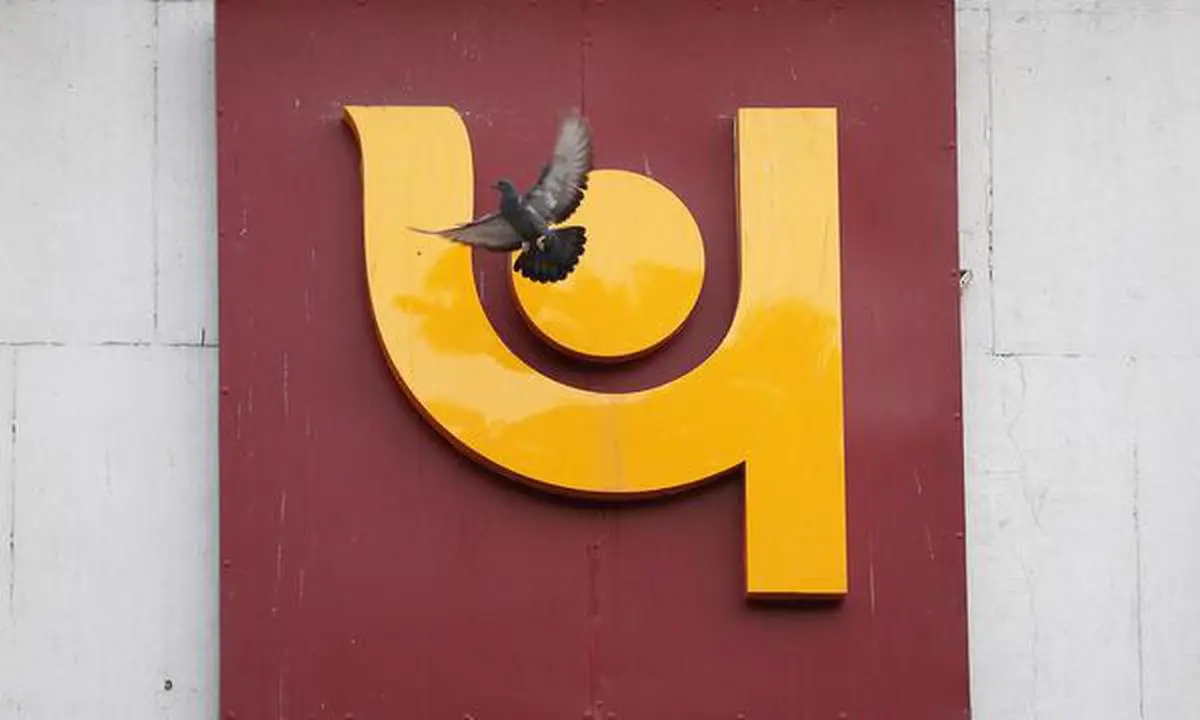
[410,112,593,283]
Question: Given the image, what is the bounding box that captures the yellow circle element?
[512,169,706,362]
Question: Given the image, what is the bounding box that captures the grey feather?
[523,114,593,224]
[408,213,524,250]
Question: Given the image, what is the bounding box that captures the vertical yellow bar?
[737,109,847,596]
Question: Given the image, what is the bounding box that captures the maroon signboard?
[218,1,968,717]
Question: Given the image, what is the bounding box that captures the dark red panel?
[218,1,968,718]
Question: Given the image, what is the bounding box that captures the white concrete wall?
[0,2,218,718]
[958,1,1200,718]
[0,1,1196,718]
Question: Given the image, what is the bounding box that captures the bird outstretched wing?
[408,213,524,250]
[523,113,593,224]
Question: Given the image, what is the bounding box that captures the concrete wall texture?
[0,1,1195,718]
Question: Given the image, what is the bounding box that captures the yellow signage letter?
[346,106,846,597]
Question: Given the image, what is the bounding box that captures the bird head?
[491,179,519,200]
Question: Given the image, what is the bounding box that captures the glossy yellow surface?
[512,169,705,361]
[346,105,846,597]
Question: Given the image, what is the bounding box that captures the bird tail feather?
[513,226,587,283]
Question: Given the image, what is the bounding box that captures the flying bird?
[410,112,593,283]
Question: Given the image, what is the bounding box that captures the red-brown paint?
[218,1,968,717]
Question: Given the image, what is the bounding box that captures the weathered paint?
[219,0,967,717]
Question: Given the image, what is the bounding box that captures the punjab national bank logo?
[345,106,846,599]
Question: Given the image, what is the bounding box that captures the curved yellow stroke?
[346,106,846,596]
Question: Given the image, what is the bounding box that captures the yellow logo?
[346,106,846,598]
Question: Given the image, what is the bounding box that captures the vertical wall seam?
[7,351,18,619]
[152,0,163,339]
[984,2,997,356]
